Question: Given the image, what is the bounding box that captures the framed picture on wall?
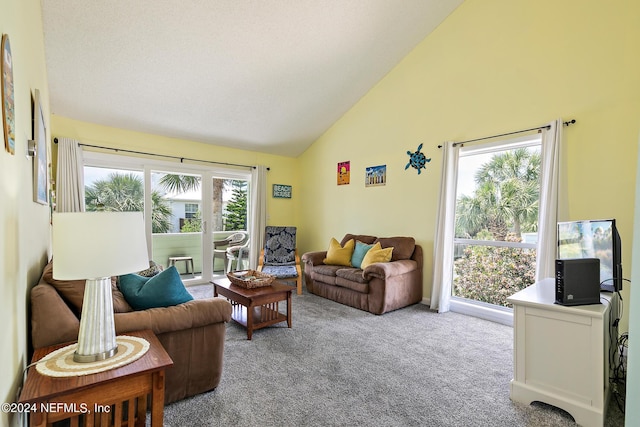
[365,165,386,187]
[337,161,350,185]
[1,34,15,155]
[273,184,292,199]
[32,89,48,205]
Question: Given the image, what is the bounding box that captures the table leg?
[151,370,165,426]
[247,304,254,340]
[287,292,292,328]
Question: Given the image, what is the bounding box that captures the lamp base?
[74,277,118,363]
[73,346,118,363]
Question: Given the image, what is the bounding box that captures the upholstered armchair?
[257,226,302,294]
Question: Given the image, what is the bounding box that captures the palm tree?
[85,172,172,233]
[456,148,540,240]
[159,174,225,231]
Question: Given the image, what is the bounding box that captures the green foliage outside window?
[453,234,537,307]
[85,172,172,233]
[181,210,202,233]
[224,181,247,231]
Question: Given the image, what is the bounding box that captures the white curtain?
[248,165,267,269]
[535,119,564,281]
[55,138,85,212]
[430,141,459,313]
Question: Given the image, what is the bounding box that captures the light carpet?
[158,283,624,427]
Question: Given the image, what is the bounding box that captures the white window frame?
[450,134,542,325]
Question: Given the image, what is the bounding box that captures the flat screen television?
[557,219,622,292]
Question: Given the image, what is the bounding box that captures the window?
[184,203,199,220]
[452,135,541,309]
[82,151,251,284]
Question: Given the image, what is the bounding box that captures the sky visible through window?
[84,167,143,187]
[456,153,493,198]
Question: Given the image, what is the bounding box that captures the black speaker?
[555,258,601,306]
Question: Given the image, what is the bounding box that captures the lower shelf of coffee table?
[230,301,288,330]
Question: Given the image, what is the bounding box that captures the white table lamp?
[52,212,149,363]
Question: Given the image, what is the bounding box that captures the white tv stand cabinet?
[507,278,616,427]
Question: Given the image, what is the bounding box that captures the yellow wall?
[3,1,640,424]
[0,1,51,426]
[297,0,640,333]
[51,116,300,227]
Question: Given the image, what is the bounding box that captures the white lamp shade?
[53,212,149,279]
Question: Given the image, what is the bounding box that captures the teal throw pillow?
[118,266,193,310]
[351,241,374,269]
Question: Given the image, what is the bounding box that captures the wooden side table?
[19,329,173,427]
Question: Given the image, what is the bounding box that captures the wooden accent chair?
[257,226,302,295]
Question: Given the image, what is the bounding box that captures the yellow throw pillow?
[323,238,355,266]
[360,242,393,269]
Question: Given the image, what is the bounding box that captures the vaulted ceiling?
[42,0,463,157]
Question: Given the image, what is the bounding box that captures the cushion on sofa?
[360,242,393,269]
[341,234,377,246]
[374,237,415,261]
[310,264,343,285]
[323,238,355,266]
[336,267,368,284]
[43,260,132,314]
[351,241,374,269]
[118,266,194,310]
[136,260,164,277]
[335,276,369,293]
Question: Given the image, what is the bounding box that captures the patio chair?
[225,238,250,273]
[213,232,247,272]
[258,226,302,295]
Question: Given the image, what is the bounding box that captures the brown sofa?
[302,234,423,314]
[30,261,232,404]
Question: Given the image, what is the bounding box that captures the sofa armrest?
[31,283,80,349]
[301,251,327,267]
[115,297,232,335]
[363,259,418,280]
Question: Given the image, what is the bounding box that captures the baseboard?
[420,297,431,307]
[450,298,513,326]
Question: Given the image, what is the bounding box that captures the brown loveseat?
[302,234,423,314]
[30,261,232,404]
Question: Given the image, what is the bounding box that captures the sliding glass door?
[149,170,205,283]
[211,177,250,275]
[83,151,251,285]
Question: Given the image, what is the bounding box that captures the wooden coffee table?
[212,278,293,340]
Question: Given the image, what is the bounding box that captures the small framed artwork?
[1,34,15,155]
[365,165,386,187]
[337,161,350,185]
[32,89,48,205]
[273,184,292,199]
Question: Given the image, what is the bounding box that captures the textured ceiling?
[42,0,463,157]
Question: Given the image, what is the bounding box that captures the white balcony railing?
[151,231,243,273]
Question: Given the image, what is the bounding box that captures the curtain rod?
[437,119,576,148]
[53,137,269,170]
